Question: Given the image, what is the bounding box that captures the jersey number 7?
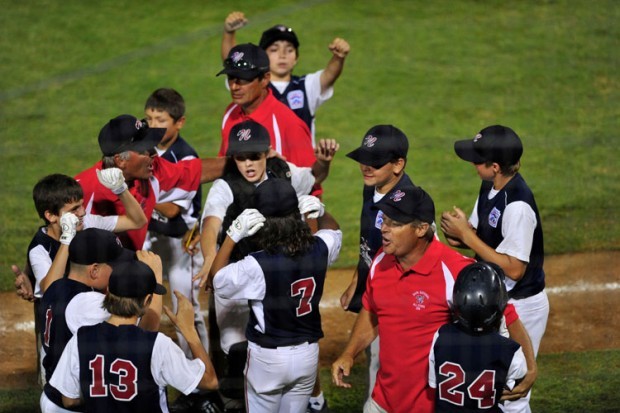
[291,277,316,317]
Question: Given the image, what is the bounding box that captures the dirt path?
[1,251,618,389]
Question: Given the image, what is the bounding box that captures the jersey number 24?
[438,361,496,409]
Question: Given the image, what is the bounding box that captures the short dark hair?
[32,174,84,224]
[144,88,185,121]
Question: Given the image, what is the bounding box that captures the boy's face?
[358,160,402,192]
[56,199,86,231]
[265,40,298,78]
[233,152,268,184]
[144,108,184,149]
[474,162,497,182]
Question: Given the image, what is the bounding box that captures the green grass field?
[0,0,618,411]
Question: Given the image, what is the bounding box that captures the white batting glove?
[226,209,266,243]
[96,168,128,195]
[59,213,79,245]
[298,195,325,219]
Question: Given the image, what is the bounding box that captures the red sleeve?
[153,157,201,201]
[282,116,315,168]
[503,303,519,326]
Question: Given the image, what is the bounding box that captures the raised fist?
[96,168,128,195]
[224,11,248,33]
[226,209,266,243]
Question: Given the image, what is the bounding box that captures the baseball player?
[39,228,161,413]
[429,262,528,412]
[49,260,218,412]
[207,178,342,413]
[441,125,548,411]
[221,11,350,144]
[339,124,414,399]
[194,120,337,411]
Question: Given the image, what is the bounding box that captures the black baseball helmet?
[452,262,508,333]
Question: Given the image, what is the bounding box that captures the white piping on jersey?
[272,114,283,154]
[368,252,386,281]
[441,261,456,308]
[85,193,95,215]
[222,105,238,129]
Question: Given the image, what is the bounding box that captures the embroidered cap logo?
[231,51,245,63]
[364,135,378,148]
[237,128,252,142]
[390,190,405,202]
[473,133,483,142]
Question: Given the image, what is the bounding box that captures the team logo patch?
[287,90,305,110]
[237,128,252,141]
[363,135,378,147]
[488,207,501,228]
[231,51,244,63]
[412,290,430,311]
[390,190,405,202]
[375,210,384,229]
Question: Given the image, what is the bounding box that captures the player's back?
[246,236,330,348]
[76,322,163,413]
[432,322,521,412]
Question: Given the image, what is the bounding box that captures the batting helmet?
[452,262,508,333]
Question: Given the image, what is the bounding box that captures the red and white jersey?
[219,89,316,168]
[75,157,201,250]
[362,239,475,413]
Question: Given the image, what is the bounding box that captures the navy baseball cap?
[109,260,166,298]
[98,114,165,156]
[217,43,270,81]
[454,125,523,166]
[372,184,435,224]
[69,228,135,265]
[227,120,271,156]
[346,125,409,168]
[253,178,299,217]
[259,24,300,50]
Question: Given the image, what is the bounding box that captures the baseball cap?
[217,43,270,81]
[98,114,165,156]
[227,120,271,156]
[346,125,409,168]
[253,178,299,217]
[259,24,300,50]
[69,228,135,265]
[108,260,167,298]
[454,125,523,166]
[371,184,435,224]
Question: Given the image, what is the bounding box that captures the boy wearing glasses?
[217,43,317,171]
[196,120,337,412]
[221,12,350,144]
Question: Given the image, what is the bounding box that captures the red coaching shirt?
[75,157,201,250]
[219,89,316,168]
[362,239,475,413]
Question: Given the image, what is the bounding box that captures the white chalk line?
[3,281,618,333]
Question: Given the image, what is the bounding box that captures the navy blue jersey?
[27,226,61,293]
[148,136,202,238]
[432,323,521,412]
[269,76,313,133]
[348,174,415,313]
[476,173,545,299]
[246,237,329,348]
[41,278,93,410]
[76,323,163,413]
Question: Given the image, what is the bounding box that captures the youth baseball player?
[49,260,218,412]
[429,262,528,412]
[208,178,341,413]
